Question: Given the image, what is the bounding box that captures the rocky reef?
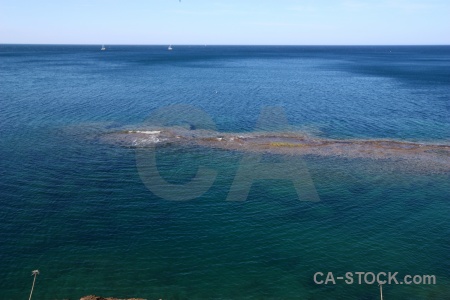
[101,127,450,173]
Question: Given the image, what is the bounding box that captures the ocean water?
[0,45,449,299]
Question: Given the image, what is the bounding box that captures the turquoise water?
[0,45,449,299]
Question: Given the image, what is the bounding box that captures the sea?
[0,45,449,299]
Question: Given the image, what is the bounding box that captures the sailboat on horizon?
[101,45,106,51]
[168,45,173,51]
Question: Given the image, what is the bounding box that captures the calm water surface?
[0,45,449,299]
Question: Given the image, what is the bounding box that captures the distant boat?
[101,45,106,51]
[168,45,173,51]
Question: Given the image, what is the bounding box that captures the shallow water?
[103,127,450,174]
[0,45,449,299]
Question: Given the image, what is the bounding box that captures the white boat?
[101,45,106,51]
[168,45,173,51]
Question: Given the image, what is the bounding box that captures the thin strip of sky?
[0,0,449,45]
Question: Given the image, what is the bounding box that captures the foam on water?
[127,130,163,146]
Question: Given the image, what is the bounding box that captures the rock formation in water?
[100,127,450,173]
[80,296,146,300]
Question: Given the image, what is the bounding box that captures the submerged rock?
[101,126,450,173]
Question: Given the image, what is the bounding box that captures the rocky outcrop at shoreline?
[80,296,146,300]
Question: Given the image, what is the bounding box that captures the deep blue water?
[0,45,449,299]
